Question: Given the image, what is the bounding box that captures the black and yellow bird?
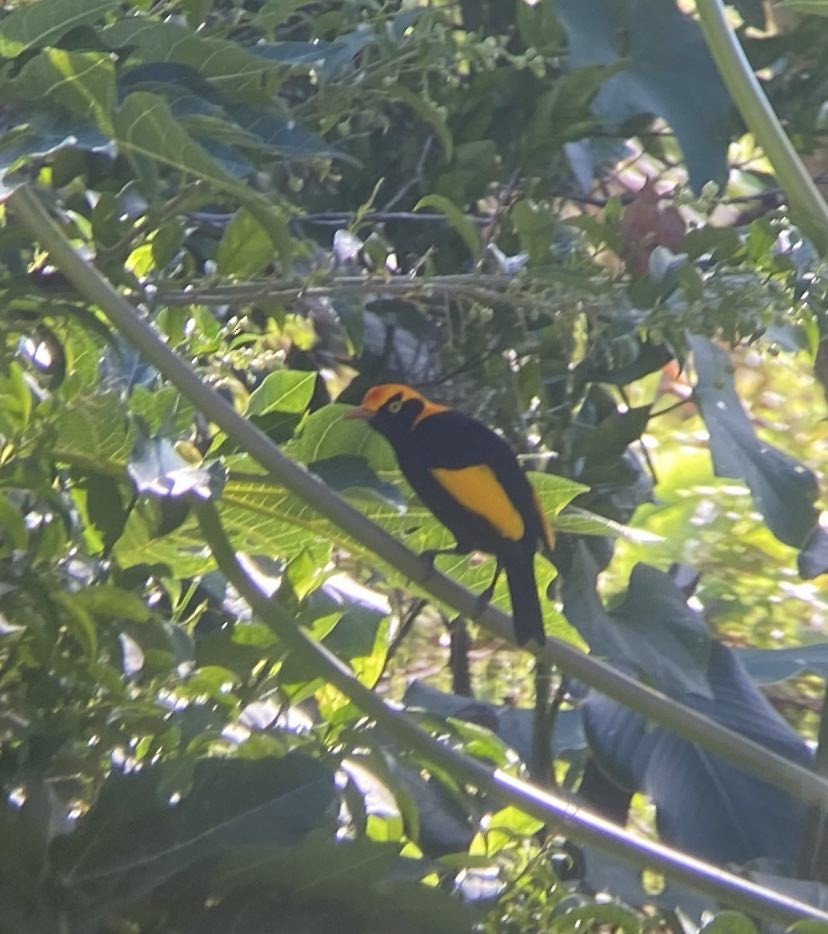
[346,384,553,645]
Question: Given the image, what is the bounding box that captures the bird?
[345,383,553,645]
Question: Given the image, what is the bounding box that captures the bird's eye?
[387,399,403,414]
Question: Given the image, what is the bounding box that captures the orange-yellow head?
[344,383,448,431]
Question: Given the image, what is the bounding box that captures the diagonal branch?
[10,182,828,814]
[195,496,828,927]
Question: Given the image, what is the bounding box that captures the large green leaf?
[52,393,133,469]
[103,19,284,101]
[736,643,828,684]
[112,91,292,256]
[584,643,810,869]
[52,754,337,907]
[0,0,118,58]
[690,334,820,549]
[554,0,731,190]
[7,50,115,131]
[562,547,712,697]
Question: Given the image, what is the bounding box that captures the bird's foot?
[472,585,495,620]
[420,549,438,570]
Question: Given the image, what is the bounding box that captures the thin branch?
[11,182,828,815]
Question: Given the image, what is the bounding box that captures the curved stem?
[696,0,828,253]
[10,182,828,813]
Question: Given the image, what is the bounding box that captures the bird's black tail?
[503,554,545,646]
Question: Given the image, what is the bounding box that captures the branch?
[195,496,828,927]
[10,182,828,816]
[696,0,828,254]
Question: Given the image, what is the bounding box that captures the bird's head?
[345,383,447,440]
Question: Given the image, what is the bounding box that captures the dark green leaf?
[555,0,731,189]
[736,644,828,684]
[563,549,712,696]
[690,334,819,548]
[52,755,338,904]
[7,49,115,130]
[0,0,119,58]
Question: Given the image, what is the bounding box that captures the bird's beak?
[343,405,373,421]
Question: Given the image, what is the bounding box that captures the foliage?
[0,0,828,931]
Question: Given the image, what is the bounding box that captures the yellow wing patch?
[532,488,555,551]
[430,465,525,541]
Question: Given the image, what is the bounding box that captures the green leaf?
[247,370,316,417]
[113,91,245,193]
[563,552,713,697]
[288,404,397,473]
[555,0,731,190]
[414,194,481,260]
[7,50,115,131]
[0,0,118,58]
[52,393,133,469]
[690,334,819,548]
[529,471,588,515]
[103,19,284,101]
[52,755,338,904]
[736,644,828,684]
[700,910,758,933]
[216,207,275,277]
[112,92,292,256]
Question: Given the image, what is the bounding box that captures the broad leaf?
[404,680,587,764]
[103,19,284,101]
[52,754,338,907]
[736,643,828,684]
[562,547,712,697]
[0,0,118,58]
[690,334,820,549]
[7,50,116,130]
[555,0,731,190]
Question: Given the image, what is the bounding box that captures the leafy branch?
[10,182,828,815]
[194,496,828,926]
